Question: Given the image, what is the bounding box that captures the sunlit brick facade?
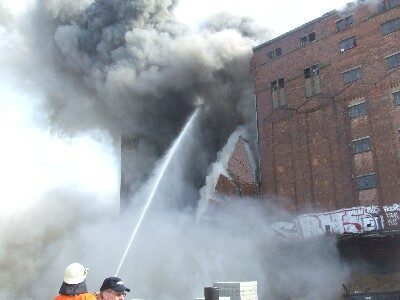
[251,1,400,229]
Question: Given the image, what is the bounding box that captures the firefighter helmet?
[63,263,88,284]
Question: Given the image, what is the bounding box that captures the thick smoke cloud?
[0,0,352,299]
[0,190,350,299]
[201,12,271,40]
[0,0,258,210]
[115,201,349,300]
[5,0,265,194]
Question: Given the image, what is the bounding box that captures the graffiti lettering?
[271,203,398,239]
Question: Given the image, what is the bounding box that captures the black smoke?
[6,0,269,201]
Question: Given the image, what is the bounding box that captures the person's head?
[59,263,89,295]
[99,277,130,300]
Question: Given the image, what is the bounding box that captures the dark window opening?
[394,91,400,106]
[386,52,400,69]
[268,51,274,59]
[304,68,311,79]
[300,32,316,46]
[268,47,282,60]
[278,77,285,88]
[343,67,362,83]
[308,32,316,42]
[271,77,286,109]
[339,36,357,52]
[381,18,400,35]
[357,174,377,191]
[352,137,372,154]
[336,15,354,31]
[304,64,321,97]
[385,0,400,9]
[271,81,277,91]
[348,102,367,119]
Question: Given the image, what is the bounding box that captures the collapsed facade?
[213,137,260,198]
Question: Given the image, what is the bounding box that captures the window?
[304,68,311,79]
[268,47,282,60]
[343,67,362,83]
[352,137,372,154]
[271,81,278,109]
[386,52,400,69]
[336,15,354,31]
[309,32,316,42]
[348,102,367,119]
[312,65,319,76]
[381,18,400,35]
[339,36,357,52]
[300,32,316,46]
[278,77,284,88]
[357,173,377,190]
[394,91,400,106]
[271,77,286,109]
[271,81,277,91]
[385,0,400,9]
[304,64,321,97]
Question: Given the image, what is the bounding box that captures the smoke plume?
[0,0,266,197]
[0,0,352,299]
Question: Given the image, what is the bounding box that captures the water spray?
[115,108,200,276]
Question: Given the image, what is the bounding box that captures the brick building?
[251,0,400,235]
[202,1,400,293]
[250,0,400,295]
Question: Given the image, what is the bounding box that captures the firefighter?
[54,263,97,300]
[97,277,131,299]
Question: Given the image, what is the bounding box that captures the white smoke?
[0,0,354,299]
[85,199,349,300]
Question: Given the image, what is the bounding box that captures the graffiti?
[270,222,300,238]
[387,212,399,226]
[271,203,400,239]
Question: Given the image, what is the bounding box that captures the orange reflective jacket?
[53,293,97,300]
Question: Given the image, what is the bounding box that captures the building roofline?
[252,10,338,51]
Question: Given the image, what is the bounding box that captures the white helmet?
[63,263,88,284]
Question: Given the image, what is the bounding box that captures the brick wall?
[251,2,400,218]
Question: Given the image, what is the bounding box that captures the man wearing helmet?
[54,263,97,300]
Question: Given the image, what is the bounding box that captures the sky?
[175,0,352,37]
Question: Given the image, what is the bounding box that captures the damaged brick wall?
[208,136,260,211]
